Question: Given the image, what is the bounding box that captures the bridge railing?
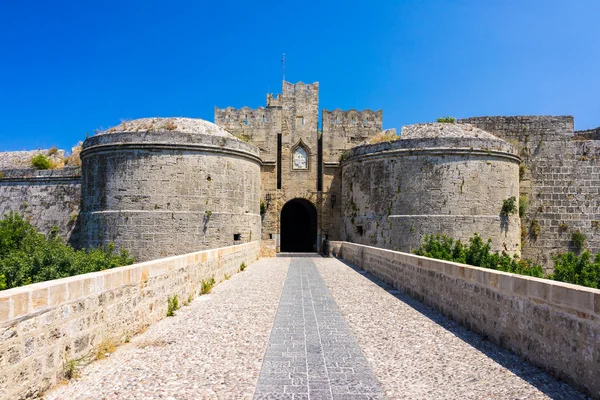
[328,241,600,398]
[0,241,260,400]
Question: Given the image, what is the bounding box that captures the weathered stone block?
[12,292,29,318]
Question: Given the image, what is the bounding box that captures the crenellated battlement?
[322,109,383,130]
[267,93,281,107]
[214,106,273,128]
[282,81,319,99]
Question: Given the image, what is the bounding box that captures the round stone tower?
[340,122,521,255]
[79,117,261,261]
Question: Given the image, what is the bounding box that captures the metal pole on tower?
[281,53,285,82]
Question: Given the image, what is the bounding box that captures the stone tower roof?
[99,117,236,138]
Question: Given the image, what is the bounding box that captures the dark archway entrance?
[280,199,317,252]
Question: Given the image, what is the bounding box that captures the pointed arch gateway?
[280,198,317,252]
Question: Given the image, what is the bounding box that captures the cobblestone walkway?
[254,258,384,400]
[43,256,587,400]
[313,257,587,400]
[44,258,290,400]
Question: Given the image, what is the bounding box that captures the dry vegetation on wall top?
[367,129,399,144]
[27,143,82,170]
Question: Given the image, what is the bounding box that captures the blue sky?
[1,0,599,151]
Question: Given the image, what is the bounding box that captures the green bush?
[501,196,517,217]
[552,251,600,289]
[31,154,51,170]
[436,116,456,123]
[571,230,586,250]
[0,212,134,290]
[260,200,267,215]
[414,234,543,277]
[415,233,600,289]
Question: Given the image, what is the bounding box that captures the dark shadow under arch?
[280,199,317,252]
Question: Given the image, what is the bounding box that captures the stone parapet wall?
[0,241,260,400]
[328,241,600,398]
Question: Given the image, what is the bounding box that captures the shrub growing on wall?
[501,196,517,217]
[436,116,456,123]
[31,154,52,170]
[0,212,134,290]
[571,230,587,251]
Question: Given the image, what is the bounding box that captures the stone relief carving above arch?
[291,140,310,170]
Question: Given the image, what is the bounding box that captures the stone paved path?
[44,258,291,400]
[254,258,384,400]
[44,256,587,400]
[313,257,587,400]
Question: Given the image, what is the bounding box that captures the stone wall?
[460,116,600,270]
[0,168,81,245]
[328,241,600,398]
[321,109,383,163]
[0,241,260,400]
[340,129,521,255]
[80,130,262,262]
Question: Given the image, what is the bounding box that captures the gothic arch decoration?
[291,140,310,170]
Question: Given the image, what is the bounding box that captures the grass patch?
[239,261,247,272]
[95,337,117,360]
[200,277,216,295]
[167,295,179,317]
[559,222,569,233]
[62,359,80,380]
[530,219,541,239]
[436,116,456,123]
[518,196,528,218]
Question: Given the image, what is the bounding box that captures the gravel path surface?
[44,258,290,400]
[313,257,587,400]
